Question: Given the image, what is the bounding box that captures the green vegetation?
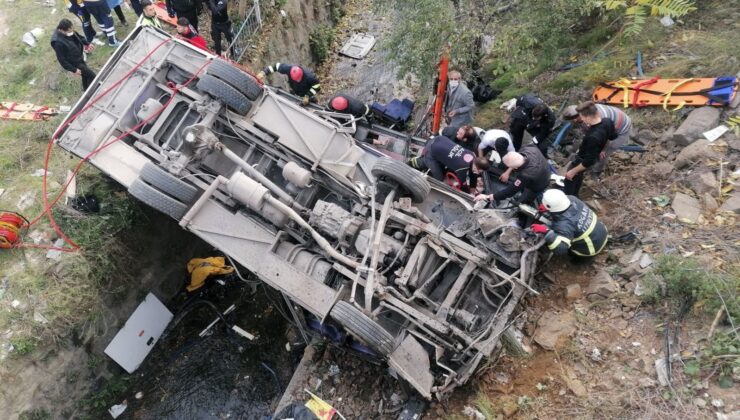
[309,24,336,64]
[80,374,132,412]
[603,0,697,36]
[18,408,51,420]
[0,0,138,361]
[641,255,738,322]
[10,336,37,356]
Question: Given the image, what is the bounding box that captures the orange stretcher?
[154,1,178,26]
[1,102,59,121]
[592,76,737,110]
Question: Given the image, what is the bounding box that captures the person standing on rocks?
[51,18,97,91]
[563,102,632,178]
[563,101,617,197]
[444,70,475,127]
[531,189,608,258]
[508,93,555,156]
[257,63,321,105]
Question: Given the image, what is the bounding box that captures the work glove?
[301,95,310,106]
[538,204,547,213]
[530,224,549,234]
[256,71,266,82]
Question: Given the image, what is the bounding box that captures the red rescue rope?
[12,37,212,253]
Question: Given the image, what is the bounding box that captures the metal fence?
[228,0,262,63]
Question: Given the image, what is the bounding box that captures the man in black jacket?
[51,19,96,91]
[207,0,234,57]
[474,144,550,205]
[563,101,617,197]
[167,0,200,31]
[509,93,555,156]
[257,63,320,105]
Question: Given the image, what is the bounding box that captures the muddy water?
[117,285,297,419]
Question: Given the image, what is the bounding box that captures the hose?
[164,298,232,340]
[0,211,27,249]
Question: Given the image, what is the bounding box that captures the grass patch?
[0,0,139,360]
[10,335,37,356]
[18,408,51,420]
[80,374,132,414]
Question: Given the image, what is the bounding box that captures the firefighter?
[531,189,608,258]
[474,144,550,205]
[508,93,555,155]
[257,63,320,105]
[327,94,370,119]
[408,135,490,192]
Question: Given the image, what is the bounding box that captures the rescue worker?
[531,189,608,258]
[563,101,617,197]
[207,0,234,57]
[67,0,97,43]
[327,94,370,119]
[563,102,632,178]
[129,0,143,17]
[477,128,514,160]
[440,125,479,152]
[106,0,129,26]
[257,63,320,105]
[51,18,97,91]
[136,0,163,28]
[82,0,120,46]
[166,0,200,31]
[408,135,490,192]
[508,93,555,155]
[444,70,475,126]
[176,17,208,51]
[474,144,550,205]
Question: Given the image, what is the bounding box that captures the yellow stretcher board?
[592,76,737,109]
[1,102,58,121]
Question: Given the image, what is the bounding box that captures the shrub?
[309,24,335,64]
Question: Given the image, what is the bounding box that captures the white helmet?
[542,189,571,213]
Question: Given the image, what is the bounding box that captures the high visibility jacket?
[136,14,163,28]
[263,63,320,98]
[544,196,608,257]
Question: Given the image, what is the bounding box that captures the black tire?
[330,301,395,356]
[371,158,430,203]
[206,59,263,101]
[140,162,198,203]
[196,73,252,115]
[128,178,188,220]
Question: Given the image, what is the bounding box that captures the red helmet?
[330,96,348,111]
[289,66,304,82]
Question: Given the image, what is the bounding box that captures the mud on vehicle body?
[56,27,545,399]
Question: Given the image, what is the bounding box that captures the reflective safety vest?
[544,196,608,257]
